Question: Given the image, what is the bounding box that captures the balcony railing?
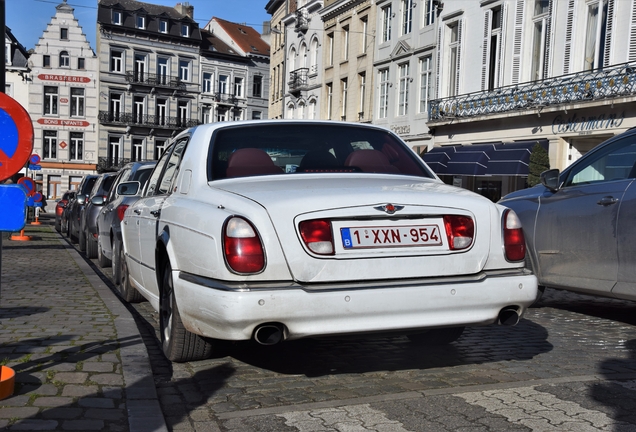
[98,111,200,129]
[125,71,186,89]
[288,67,309,92]
[216,92,239,105]
[429,62,636,121]
[97,157,132,173]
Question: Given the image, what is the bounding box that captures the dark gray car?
[80,172,117,259]
[96,161,156,294]
[499,127,636,302]
[66,175,99,245]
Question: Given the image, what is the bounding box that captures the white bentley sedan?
[121,121,538,362]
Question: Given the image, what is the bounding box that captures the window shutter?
[630,0,636,61]
[563,0,575,74]
[542,0,554,79]
[455,19,464,96]
[604,0,615,67]
[436,26,443,97]
[481,10,492,91]
[511,0,524,84]
[498,3,508,87]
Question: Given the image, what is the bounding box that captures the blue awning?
[446,144,497,175]
[422,146,457,174]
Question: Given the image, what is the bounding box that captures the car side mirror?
[540,169,560,192]
[76,195,87,205]
[117,181,141,196]
[91,196,105,206]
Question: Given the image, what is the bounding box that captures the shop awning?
[446,144,497,176]
[421,146,457,174]
[488,140,547,176]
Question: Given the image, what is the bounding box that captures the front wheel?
[86,232,97,259]
[114,240,143,303]
[159,259,213,362]
[407,327,465,345]
[97,235,111,268]
[78,228,86,252]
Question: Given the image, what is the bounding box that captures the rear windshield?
[81,177,98,194]
[101,175,117,194]
[132,167,153,186]
[209,123,432,180]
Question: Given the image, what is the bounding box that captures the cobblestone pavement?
[0,222,166,432]
[11,219,636,431]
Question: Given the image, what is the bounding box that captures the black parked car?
[80,172,117,258]
[65,175,99,244]
[55,191,75,233]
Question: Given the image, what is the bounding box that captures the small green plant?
[18,354,32,364]
[528,142,550,187]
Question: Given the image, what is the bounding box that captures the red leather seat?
[344,149,400,174]
[226,148,283,178]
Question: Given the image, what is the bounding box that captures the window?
[136,15,145,29]
[341,78,348,120]
[157,57,169,85]
[69,176,82,191]
[381,5,392,43]
[43,55,50,68]
[160,20,168,33]
[289,47,296,73]
[133,96,145,124]
[584,0,608,71]
[287,103,294,119]
[108,136,121,166]
[156,98,167,125]
[342,26,349,61]
[203,72,213,93]
[60,28,68,40]
[253,75,262,97]
[70,88,85,117]
[44,86,58,115]
[217,109,227,122]
[202,106,212,123]
[327,33,334,66]
[424,0,436,26]
[181,24,189,37]
[43,130,57,159]
[360,17,368,54]
[378,69,389,119]
[419,56,432,113]
[110,49,123,73]
[402,0,413,35]
[448,22,461,96]
[154,139,167,160]
[487,7,503,90]
[77,58,85,69]
[234,77,244,97]
[310,38,319,73]
[132,138,144,161]
[59,51,70,68]
[233,110,242,122]
[252,111,262,120]
[134,53,147,82]
[219,74,228,94]
[309,100,316,119]
[48,175,61,199]
[398,63,410,116]
[177,100,189,126]
[69,132,83,161]
[179,59,190,81]
[358,73,366,119]
[298,102,306,120]
[567,140,636,186]
[326,83,333,119]
[531,0,551,81]
[109,93,122,121]
[112,10,122,25]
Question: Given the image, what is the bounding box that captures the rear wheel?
[97,235,111,268]
[86,232,97,259]
[78,228,86,252]
[114,241,143,303]
[69,219,78,243]
[159,259,213,362]
[408,327,465,345]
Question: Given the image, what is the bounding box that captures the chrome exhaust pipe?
[498,307,520,326]
[253,323,285,345]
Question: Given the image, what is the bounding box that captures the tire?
[159,259,213,362]
[86,232,97,259]
[408,327,465,345]
[97,235,111,268]
[113,241,144,303]
[55,219,61,232]
[78,228,86,252]
[69,220,78,243]
[112,240,121,284]
[530,285,546,307]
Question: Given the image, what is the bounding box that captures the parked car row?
[58,161,157,298]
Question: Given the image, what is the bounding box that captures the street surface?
[82,240,636,431]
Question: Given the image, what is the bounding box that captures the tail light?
[299,219,334,255]
[443,215,474,250]
[223,217,265,274]
[503,209,525,262]
[116,204,129,222]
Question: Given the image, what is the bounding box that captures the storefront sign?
[37,74,91,83]
[37,118,90,127]
[391,125,411,135]
[552,111,625,135]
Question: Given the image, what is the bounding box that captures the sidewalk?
[0,218,167,432]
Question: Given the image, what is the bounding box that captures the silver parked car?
[96,161,156,292]
[500,127,636,301]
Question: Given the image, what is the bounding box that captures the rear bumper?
[173,269,538,341]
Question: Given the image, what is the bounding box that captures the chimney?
[174,2,194,19]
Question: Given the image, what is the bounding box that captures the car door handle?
[133,209,141,215]
[150,209,161,218]
[597,196,619,206]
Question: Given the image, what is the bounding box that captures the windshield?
[209,123,432,180]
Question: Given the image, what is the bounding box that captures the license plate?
[341,225,443,249]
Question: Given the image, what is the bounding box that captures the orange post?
[10,229,31,241]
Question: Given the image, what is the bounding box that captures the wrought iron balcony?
[288,68,309,93]
[97,157,132,173]
[429,62,636,121]
[215,93,239,105]
[98,111,200,129]
[125,71,185,89]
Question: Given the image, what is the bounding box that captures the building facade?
[266,0,288,119]
[5,27,30,110]
[425,0,636,200]
[96,0,202,171]
[29,0,99,199]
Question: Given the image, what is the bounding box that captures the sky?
[6,0,272,51]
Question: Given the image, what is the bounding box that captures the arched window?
[310,38,319,73]
[287,103,295,119]
[299,42,307,69]
[59,51,70,68]
[308,99,317,119]
[298,101,306,119]
[289,47,296,73]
